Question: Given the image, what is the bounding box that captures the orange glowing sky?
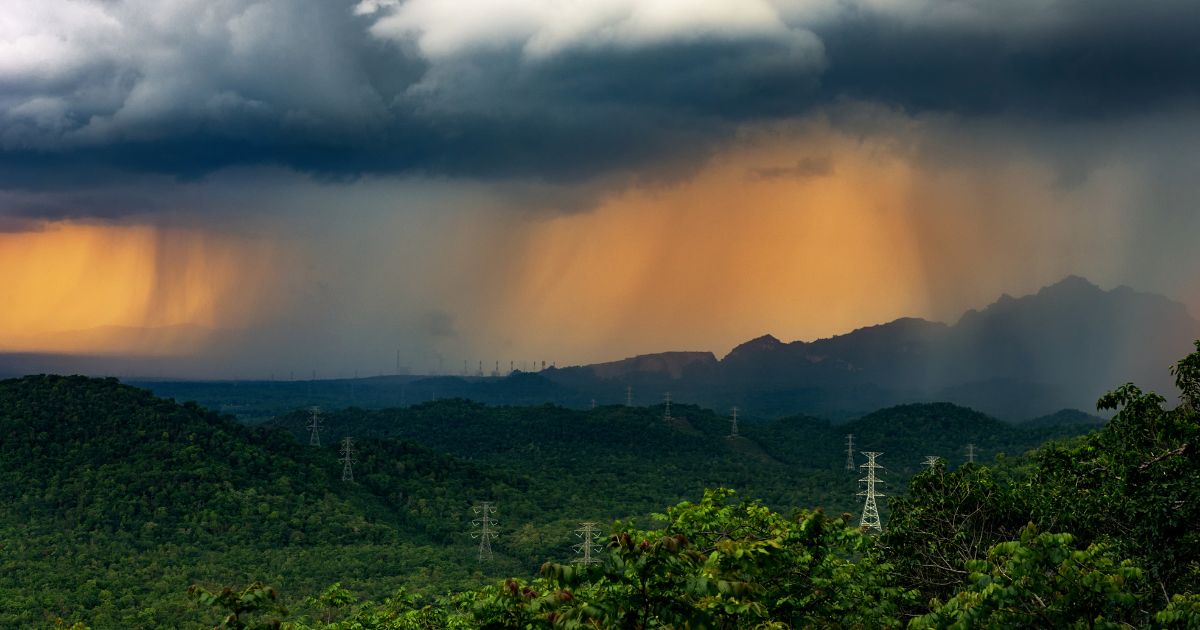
[439,119,1152,363]
[0,117,1194,373]
[0,222,281,356]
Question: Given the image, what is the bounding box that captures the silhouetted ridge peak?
[723,334,784,360]
[1040,274,1100,295]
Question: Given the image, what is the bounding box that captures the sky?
[1,0,1199,378]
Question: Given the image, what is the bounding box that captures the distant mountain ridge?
[541,276,1199,419]
[33,276,1200,422]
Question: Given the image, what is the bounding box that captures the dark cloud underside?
[2,0,1199,211]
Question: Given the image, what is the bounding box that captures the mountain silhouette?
[542,276,1199,419]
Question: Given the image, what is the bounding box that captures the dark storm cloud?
[816,1,1200,119]
[2,0,1199,217]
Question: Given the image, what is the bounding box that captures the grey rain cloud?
[1,0,1199,218]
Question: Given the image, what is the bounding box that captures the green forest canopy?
[1,341,1198,627]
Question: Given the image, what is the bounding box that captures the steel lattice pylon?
[471,502,498,562]
[858,451,885,532]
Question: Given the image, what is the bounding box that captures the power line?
[845,434,855,471]
[921,455,940,468]
[572,521,604,565]
[626,385,633,407]
[471,501,498,562]
[728,407,739,438]
[663,392,672,424]
[965,443,977,464]
[858,451,885,532]
[306,406,323,447]
[339,436,356,482]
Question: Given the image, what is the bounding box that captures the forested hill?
[212,342,1200,629]
[0,375,536,628]
[0,376,1108,628]
[266,400,1098,512]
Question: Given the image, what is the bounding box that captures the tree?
[187,582,287,630]
[912,525,1144,629]
[467,489,914,628]
[1023,341,1200,601]
[878,462,1029,605]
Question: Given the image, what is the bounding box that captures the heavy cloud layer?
[3,1,1200,376]
[2,0,1199,210]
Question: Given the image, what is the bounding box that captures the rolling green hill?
[265,400,1098,519]
[0,377,1104,628]
[0,376,531,628]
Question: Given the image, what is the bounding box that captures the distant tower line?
[965,443,977,464]
[922,455,940,468]
[573,521,603,565]
[663,392,672,424]
[307,407,323,446]
[858,451,885,532]
[845,434,855,471]
[339,436,356,482]
[471,501,498,562]
[728,407,739,438]
[626,386,633,407]
[591,399,597,410]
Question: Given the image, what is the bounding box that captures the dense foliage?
[4,341,1199,628]
[233,340,1199,628]
[0,376,530,627]
[264,399,1091,517]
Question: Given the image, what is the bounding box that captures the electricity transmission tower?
[572,521,604,565]
[965,443,977,464]
[845,434,855,471]
[922,455,940,468]
[339,437,356,482]
[307,406,323,446]
[471,502,498,562]
[663,392,672,424]
[728,407,739,438]
[626,386,633,407]
[858,451,885,532]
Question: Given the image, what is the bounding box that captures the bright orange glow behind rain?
[0,222,280,355]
